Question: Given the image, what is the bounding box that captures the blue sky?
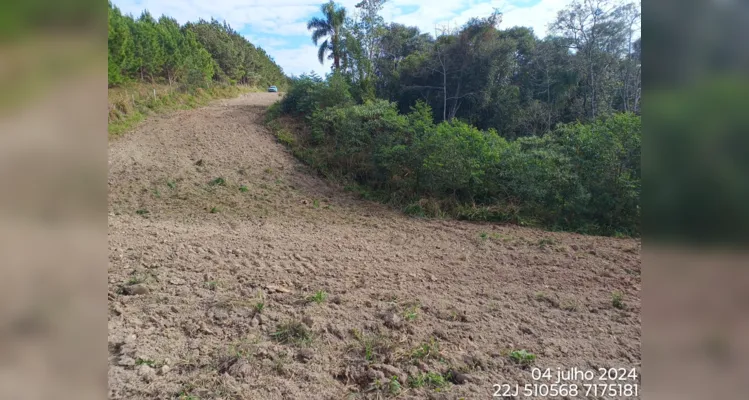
[113,0,577,76]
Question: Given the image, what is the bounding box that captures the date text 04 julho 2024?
[493,367,639,398]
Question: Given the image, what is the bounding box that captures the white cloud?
[271,44,333,77]
[402,0,569,39]
[500,0,568,38]
[243,35,291,50]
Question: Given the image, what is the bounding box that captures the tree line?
[269,0,641,236]
[107,1,288,89]
[306,0,640,139]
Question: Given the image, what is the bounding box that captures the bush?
[311,99,407,183]
[275,77,641,236]
[418,121,503,200]
[549,113,641,234]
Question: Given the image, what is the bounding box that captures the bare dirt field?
[108,92,641,399]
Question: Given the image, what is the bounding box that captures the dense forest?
[270,0,641,236]
[107,1,287,89]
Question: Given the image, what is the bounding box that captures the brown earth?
[108,92,641,399]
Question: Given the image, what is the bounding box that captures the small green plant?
[167,180,176,189]
[152,188,161,198]
[313,199,320,208]
[411,339,439,361]
[612,292,625,309]
[135,358,156,367]
[126,276,143,285]
[509,349,536,365]
[351,329,393,363]
[404,203,425,217]
[388,376,402,395]
[209,177,226,186]
[210,206,219,213]
[239,185,249,192]
[409,372,447,388]
[479,231,488,240]
[205,281,218,290]
[264,167,273,174]
[271,321,311,345]
[275,129,295,146]
[254,301,265,313]
[363,340,375,361]
[309,290,328,304]
[403,305,419,321]
[177,391,199,400]
[136,209,149,216]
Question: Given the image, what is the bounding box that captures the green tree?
[157,16,185,85]
[108,2,134,86]
[128,11,166,81]
[308,0,347,70]
[354,0,387,63]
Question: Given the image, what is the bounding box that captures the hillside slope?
[108,93,641,399]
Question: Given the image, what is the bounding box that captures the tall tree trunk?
[442,68,447,122]
[333,29,340,70]
[449,81,462,121]
[546,69,552,131]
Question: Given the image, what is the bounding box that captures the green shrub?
[265,101,282,122]
[276,77,641,236]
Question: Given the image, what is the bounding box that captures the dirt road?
[108,93,641,399]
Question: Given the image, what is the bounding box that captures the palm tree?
[307,1,347,70]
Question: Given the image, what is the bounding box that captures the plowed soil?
[108,93,641,399]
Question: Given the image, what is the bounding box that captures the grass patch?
[108,83,253,137]
[307,290,328,304]
[509,349,536,366]
[612,292,625,309]
[204,280,219,290]
[275,128,296,146]
[271,321,312,346]
[409,372,448,388]
[410,338,440,361]
[404,203,425,217]
[351,329,395,363]
[239,185,249,192]
[209,177,226,186]
[176,391,199,400]
[403,305,420,321]
[126,276,143,285]
[135,358,157,367]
